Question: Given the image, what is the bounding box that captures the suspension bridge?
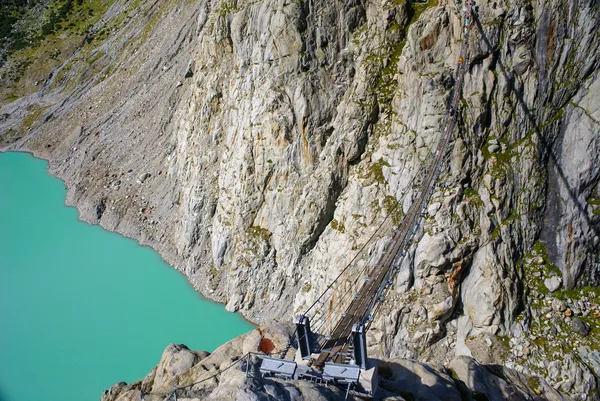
[260,3,475,398]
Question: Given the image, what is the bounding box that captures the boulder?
[544,276,562,292]
[414,233,452,276]
[570,318,590,336]
[552,299,567,312]
[114,390,143,401]
[460,244,502,328]
[101,382,129,401]
[428,296,454,321]
[152,344,203,391]
[136,172,151,184]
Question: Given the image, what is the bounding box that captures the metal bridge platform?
[258,354,377,399]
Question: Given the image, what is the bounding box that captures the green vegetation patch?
[247,226,272,240]
[518,241,560,298]
[407,0,437,26]
[217,1,237,18]
[554,286,600,302]
[383,195,403,225]
[463,187,483,207]
[530,240,562,276]
[588,197,600,215]
[360,157,391,185]
[331,219,346,234]
[0,0,32,49]
[0,103,48,147]
[22,104,47,128]
[361,0,435,109]
[1,0,115,104]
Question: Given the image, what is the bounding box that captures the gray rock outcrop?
[545,276,562,292]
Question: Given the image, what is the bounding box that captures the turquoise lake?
[0,152,253,401]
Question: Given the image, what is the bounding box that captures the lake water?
[0,152,253,401]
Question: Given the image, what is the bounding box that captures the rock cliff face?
[1,0,599,399]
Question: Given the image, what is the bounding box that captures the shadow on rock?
[375,358,462,401]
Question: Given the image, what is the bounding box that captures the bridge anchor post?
[295,315,314,360]
[351,323,368,370]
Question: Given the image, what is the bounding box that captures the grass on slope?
[0,0,115,104]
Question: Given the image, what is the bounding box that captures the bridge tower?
[351,323,368,369]
[295,315,313,360]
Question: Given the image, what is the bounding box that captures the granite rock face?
[1,0,599,399]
